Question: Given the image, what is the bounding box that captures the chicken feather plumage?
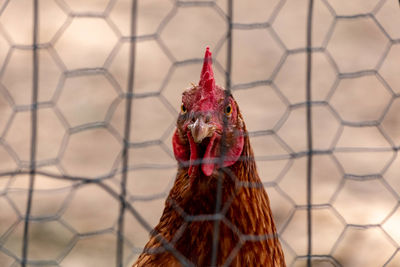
[133,47,285,267]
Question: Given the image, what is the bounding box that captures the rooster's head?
[172,47,245,178]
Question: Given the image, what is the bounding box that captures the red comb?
[199,47,215,93]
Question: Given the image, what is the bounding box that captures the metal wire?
[0,0,399,266]
[306,0,314,266]
[21,0,39,266]
[116,0,138,265]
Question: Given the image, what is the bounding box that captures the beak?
[188,117,215,143]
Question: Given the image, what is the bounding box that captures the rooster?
[133,47,285,267]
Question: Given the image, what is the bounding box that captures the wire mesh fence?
[0,0,400,266]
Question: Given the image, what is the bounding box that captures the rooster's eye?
[181,104,187,114]
[225,104,232,116]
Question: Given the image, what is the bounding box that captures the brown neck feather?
[136,122,285,267]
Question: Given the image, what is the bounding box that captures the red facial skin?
[172,84,244,178]
[134,47,286,267]
[172,47,244,179]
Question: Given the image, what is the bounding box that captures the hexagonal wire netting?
[0,0,400,266]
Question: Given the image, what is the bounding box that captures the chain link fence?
[0,0,400,266]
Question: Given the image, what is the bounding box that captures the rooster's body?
[133,48,285,267]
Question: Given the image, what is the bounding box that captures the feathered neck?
[147,121,285,266]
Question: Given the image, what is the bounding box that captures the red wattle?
[187,132,198,177]
[222,131,244,168]
[201,133,217,176]
[172,129,188,163]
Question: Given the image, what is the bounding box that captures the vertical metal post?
[210,1,233,266]
[116,0,138,266]
[22,0,39,265]
[306,0,314,266]
[225,0,233,93]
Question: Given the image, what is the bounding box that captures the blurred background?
[0,0,400,266]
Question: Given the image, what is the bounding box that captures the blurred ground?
[0,0,400,266]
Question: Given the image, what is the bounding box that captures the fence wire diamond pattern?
[0,0,400,266]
